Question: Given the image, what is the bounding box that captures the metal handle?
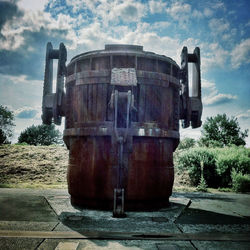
[112,90,133,142]
[42,42,67,125]
[180,46,202,128]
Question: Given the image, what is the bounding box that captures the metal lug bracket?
[113,188,126,218]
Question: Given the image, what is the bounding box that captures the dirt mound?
[0,145,68,188]
[0,144,191,190]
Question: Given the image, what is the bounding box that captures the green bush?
[14,142,29,146]
[214,146,250,187]
[200,114,248,147]
[175,148,218,187]
[0,105,15,144]
[18,124,62,146]
[196,175,208,192]
[175,146,250,189]
[177,137,196,150]
[231,169,250,193]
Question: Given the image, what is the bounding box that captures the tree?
[199,114,248,147]
[18,124,62,146]
[0,105,15,144]
[177,137,196,150]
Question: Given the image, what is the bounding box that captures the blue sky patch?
[0,0,249,145]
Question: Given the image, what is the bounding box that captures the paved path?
[0,188,249,249]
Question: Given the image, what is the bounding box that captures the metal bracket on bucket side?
[111,68,137,86]
[113,188,125,218]
[42,42,67,125]
[180,46,202,129]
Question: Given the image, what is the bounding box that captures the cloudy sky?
[0,0,249,146]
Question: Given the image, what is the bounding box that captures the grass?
[0,144,236,193]
[0,144,68,189]
[0,182,67,189]
[218,187,233,192]
[173,186,197,192]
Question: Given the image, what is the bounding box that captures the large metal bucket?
[42,44,202,213]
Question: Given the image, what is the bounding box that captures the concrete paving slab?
[0,194,58,222]
[177,224,250,234]
[175,207,250,224]
[0,221,58,231]
[187,196,250,218]
[177,220,250,250]
[39,239,196,250]
[0,237,43,250]
[191,241,250,250]
[55,241,79,250]
[39,239,152,250]
[173,192,250,217]
[0,191,59,250]
[156,241,196,249]
[174,192,250,225]
[0,221,58,250]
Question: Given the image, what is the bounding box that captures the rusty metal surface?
[63,126,179,138]
[63,45,181,210]
[66,136,174,210]
[111,68,137,86]
[69,44,178,68]
[66,70,180,87]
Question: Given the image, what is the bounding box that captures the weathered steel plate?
[111,68,137,86]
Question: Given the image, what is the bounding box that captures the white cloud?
[74,20,183,63]
[148,0,167,14]
[202,78,237,106]
[191,7,213,20]
[120,26,181,61]
[14,106,40,119]
[0,74,42,109]
[167,1,191,17]
[211,1,225,10]
[221,28,236,42]
[209,18,230,34]
[149,21,171,31]
[65,0,98,13]
[0,10,77,51]
[116,1,146,22]
[180,126,201,141]
[76,21,124,51]
[203,93,237,106]
[236,110,250,120]
[166,1,192,28]
[192,9,203,19]
[92,0,147,25]
[231,39,250,69]
[202,79,216,92]
[201,43,229,72]
[17,0,49,11]
[204,7,213,17]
